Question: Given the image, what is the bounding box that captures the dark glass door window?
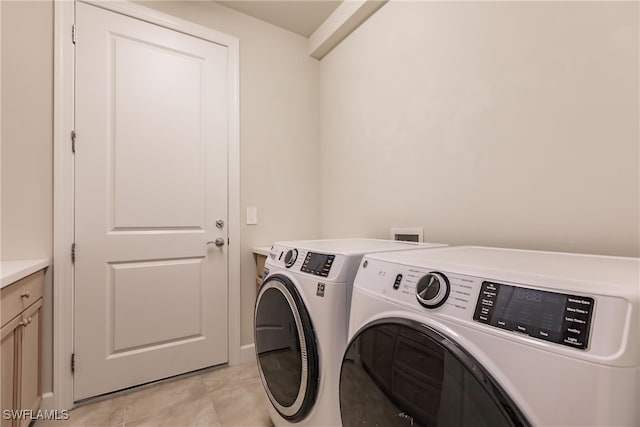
[254,275,318,421]
[340,319,529,427]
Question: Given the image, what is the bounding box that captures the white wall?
[138,1,321,345]
[319,1,639,257]
[1,0,54,393]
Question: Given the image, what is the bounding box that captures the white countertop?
[1,259,50,289]
[253,246,272,257]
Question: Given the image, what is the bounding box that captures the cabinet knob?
[19,317,33,327]
[20,292,30,299]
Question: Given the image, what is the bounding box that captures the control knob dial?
[284,249,298,268]
[416,272,450,308]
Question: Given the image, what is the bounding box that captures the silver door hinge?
[72,24,76,44]
[71,353,75,373]
[71,130,76,153]
[71,243,76,263]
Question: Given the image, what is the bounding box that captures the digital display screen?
[307,254,330,272]
[473,281,594,350]
[494,285,567,332]
[301,252,335,277]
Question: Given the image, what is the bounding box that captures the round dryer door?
[340,319,529,427]
[254,274,319,421]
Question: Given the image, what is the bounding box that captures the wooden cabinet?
[255,253,267,291]
[253,246,271,293]
[1,327,16,427]
[1,270,44,427]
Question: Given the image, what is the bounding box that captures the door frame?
[53,0,240,410]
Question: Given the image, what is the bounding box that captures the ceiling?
[217,1,342,38]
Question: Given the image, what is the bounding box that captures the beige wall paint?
[1,0,320,399]
[138,1,321,346]
[1,0,54,393]
[319,1,639,257]
[1,1,53,258]
[1,0,637,401]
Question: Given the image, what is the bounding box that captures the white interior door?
[74,2,229,400]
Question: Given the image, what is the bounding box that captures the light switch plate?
[246,206,258,225]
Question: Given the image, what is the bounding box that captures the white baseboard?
[40,392,56,410]
[239,343,256,365]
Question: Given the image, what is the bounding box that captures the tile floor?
[34,363,273,427]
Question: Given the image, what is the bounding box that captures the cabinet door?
[19,302,41,427]
[1,323,17,427]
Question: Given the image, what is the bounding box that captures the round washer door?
[254,274,319,421]
[340,318,529,427]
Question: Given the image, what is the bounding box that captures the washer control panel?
[353,252,640,360]
[473,281,594,350]
[353,257,609,353]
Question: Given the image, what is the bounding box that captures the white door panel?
[112,35,207,229]
[74,2,228,400]
[111,258,203,352]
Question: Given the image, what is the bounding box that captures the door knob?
[207,238,225,247]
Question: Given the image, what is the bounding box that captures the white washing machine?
[340,246,639,426]
[254,239,447,426]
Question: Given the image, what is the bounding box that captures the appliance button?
[416,272,450,308]
[514,324,530,334]
[565,305,590,316]
[480,298,494,307]
[485,282,498,291]
[496,320,510,330]
[537,329,551,338]
[284,249,298,268]
[393,274,403,290]
[537,329,562,342]
[566,297,593,307]
[482,289,497,298]
[564,315,587,326]
[562,335,585,347]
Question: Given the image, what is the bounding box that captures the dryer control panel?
[301,252,336,277]
[267,244,349,282]
[473,282,594,350]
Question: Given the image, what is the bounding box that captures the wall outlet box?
[390,227,423,242]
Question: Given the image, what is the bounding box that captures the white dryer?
[341,246,639,426]
[254,239,447,426]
